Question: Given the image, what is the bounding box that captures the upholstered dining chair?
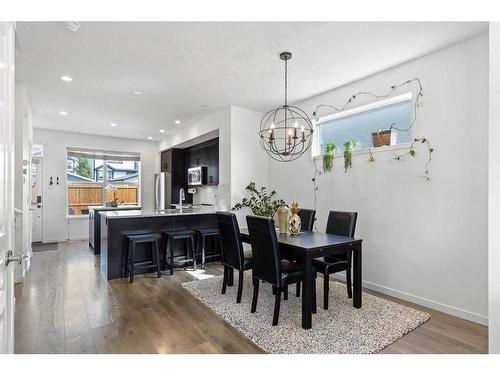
[216,211,253,303]
[312,211,358,310]
[246,215,317,326]
[298,208,316,232]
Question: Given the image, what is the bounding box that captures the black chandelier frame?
[259,52,314,162]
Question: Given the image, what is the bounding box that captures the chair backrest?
[298,208,316,231]
[216,211,245,270]
[246,215,282,286]
[326,211,358,237]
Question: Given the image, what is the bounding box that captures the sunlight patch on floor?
[186,269,215,280]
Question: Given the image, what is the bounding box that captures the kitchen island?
[99,208,219,279]
[89,205,142,254]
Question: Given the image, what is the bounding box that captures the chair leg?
[284,285,288,300]
[201,235,206,269]
[129,241,134,283]
[323,273,329,310]
[221,265,228,294]
[169,236,174,275]
[236,270,244,303]
[251,277,259,313]
[296,282,301,297]
[190,235,196,270]
[272,286,281,326]
[154,239,161,278]
[312,278,317,314]
[161,235,167,271]
[346,267,353,299]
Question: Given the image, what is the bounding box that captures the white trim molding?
[331,273,488,326]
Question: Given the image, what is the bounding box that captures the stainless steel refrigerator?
[154,172,172,209]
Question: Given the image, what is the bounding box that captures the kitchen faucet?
[179,188,185,212]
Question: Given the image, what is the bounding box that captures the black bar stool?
[162,229,196,274]
[124,233,162,283]
[195,227,220,269]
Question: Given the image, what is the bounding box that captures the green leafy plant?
[322,143,337,172]
[343,139,356,172]
[76,158,92,179]
[232,182,285,218]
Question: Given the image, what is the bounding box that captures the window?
[314,93,413,156]
[66,148,141,216]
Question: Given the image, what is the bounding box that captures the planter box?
[371,129,398,147]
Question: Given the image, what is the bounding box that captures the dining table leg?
[353,244,362,308]
[301,254,313,330]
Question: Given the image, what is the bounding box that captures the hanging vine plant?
[322,143,337,172]
[310,78,435,213]
[343,139,356,172]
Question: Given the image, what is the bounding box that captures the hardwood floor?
[14,241,487,354]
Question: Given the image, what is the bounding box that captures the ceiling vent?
[64,22,81,32]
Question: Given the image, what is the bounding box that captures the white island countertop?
[100,207,218,219]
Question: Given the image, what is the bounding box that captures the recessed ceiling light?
[133,90,143,96]
[59,111,68,116]
[61,75,73,82]
[159,129,165,133]
[174,120,181,125]
[110,122,117,127]
[147,136,153,140]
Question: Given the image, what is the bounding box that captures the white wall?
[14,83,33,282]
[230,106,269,225]
[489,23,500,352]
[268,34,489,324]
[33,128,159,242]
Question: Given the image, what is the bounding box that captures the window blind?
[66,147,141,161]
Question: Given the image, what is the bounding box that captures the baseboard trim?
[331,273,488,326]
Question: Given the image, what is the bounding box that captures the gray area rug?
[32,242,59,252]
[182,273,430,354]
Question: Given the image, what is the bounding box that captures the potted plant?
[371,128,398,147]
[232,182,285,218]
[323,143,337,172]
[343,139,356,172]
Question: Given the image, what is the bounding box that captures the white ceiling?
[16,22,488,141]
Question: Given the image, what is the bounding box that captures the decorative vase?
[277,206,290,234]
[288,201,301,235]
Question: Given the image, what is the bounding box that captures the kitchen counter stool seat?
[124,233,162,283]
[195,227,220,269]
[162,228,197,274]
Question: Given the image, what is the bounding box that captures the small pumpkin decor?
[288,201,302,235]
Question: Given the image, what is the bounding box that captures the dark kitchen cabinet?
[185,138,219,185]
[160,148,192,204]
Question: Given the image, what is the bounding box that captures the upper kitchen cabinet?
[185,138,219,185]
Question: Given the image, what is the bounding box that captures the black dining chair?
[246,215,317,326]
[298,208,316,232]
[216,212,253,303]
[312,211,358,310]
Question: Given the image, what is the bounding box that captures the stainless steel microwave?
[187,166,207,186]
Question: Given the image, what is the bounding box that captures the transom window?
[313,93,413,156]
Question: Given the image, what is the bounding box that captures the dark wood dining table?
[239,229,362,330]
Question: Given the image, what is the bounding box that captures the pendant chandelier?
[259,52,314,162]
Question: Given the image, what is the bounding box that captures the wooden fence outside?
[68,184,139,215]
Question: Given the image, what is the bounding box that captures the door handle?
[5,250,29,267]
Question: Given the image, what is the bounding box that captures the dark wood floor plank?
[15,240,488,354]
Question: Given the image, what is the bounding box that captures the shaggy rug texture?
[182,273,430,354]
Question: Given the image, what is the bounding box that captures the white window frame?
[66,150,142,218]
[312,92,414,158]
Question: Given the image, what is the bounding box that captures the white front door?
[0,21,16,354]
